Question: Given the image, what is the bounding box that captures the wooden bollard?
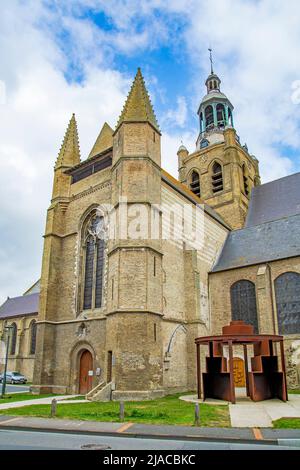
[194,402,200,427]
[119,401,125,422]
[51,398,57,417]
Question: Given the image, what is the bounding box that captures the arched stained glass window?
[10,323,17,355]
[82,212,106,311]
[231,280,258,333]
[275,272,300,334]
[29,320,37,355]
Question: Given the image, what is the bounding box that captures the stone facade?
[0,315,37,381]
[31,69,228,398]
[178,128,260,230]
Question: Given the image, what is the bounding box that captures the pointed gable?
[55,113,81,169]
[115,68,160,133]
[88,122,113,158]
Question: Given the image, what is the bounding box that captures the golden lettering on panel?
[232,357,246,387]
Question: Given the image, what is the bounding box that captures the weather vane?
[208,47,214,74]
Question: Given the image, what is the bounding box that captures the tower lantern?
[197,52,234,149]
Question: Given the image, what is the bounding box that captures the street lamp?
[1,325,13,398]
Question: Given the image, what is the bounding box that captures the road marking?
[117,422,133,433]
[252,427,263,440]
[0,417,21,425]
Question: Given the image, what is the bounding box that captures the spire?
[55,114,81,169]
[115,68,160,133]
[88,122,113,158]
[208,47,214,74]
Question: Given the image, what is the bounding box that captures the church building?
[1,63,299,398]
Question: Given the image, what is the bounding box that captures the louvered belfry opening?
[190,170,201,198]
[242,165,249,196]
[212,162,223,193]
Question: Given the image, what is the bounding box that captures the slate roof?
[246,172,300,227]
[212,213,300,272]
[0,293,39,319]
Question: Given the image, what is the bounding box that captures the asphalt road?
[0,384,30,394]
[0,429,295,450]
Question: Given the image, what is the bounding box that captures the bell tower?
[179,51,260,230]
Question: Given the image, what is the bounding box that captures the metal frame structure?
[195,321,288,404]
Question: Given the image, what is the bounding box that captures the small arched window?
[231,280,258,333]
[200,138,209,149]
[10,323,17,355]
[275,272,300,334]
[29,320,37,355]
[212,162,223,193]
[205,105,214,128]
[82,211,106,311]
[190,171,201,197]
[216,103,225,127]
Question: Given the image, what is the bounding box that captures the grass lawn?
[0,393,230,427]
[288,389,300,394]
[273,418,300,429]
[0,393,54,404]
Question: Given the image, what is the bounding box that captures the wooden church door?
[79,350,93,394]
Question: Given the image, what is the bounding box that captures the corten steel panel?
[203,373,232,401]
[196,321,288,403]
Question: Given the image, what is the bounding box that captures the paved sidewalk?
[181,392,300,428]
[0,395,87,411]
[0,415,299,445]
[230,394,300,428]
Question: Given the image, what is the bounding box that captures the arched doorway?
[232,357,246,387]
[79,350,93,394]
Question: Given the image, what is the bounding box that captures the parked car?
[0,371,27,384]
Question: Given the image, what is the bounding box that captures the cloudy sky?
[0,0,300,303]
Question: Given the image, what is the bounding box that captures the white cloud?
[0,1,130,303]
[162,96,188,128]
[0,0,300,304]
[175,0,300,181]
